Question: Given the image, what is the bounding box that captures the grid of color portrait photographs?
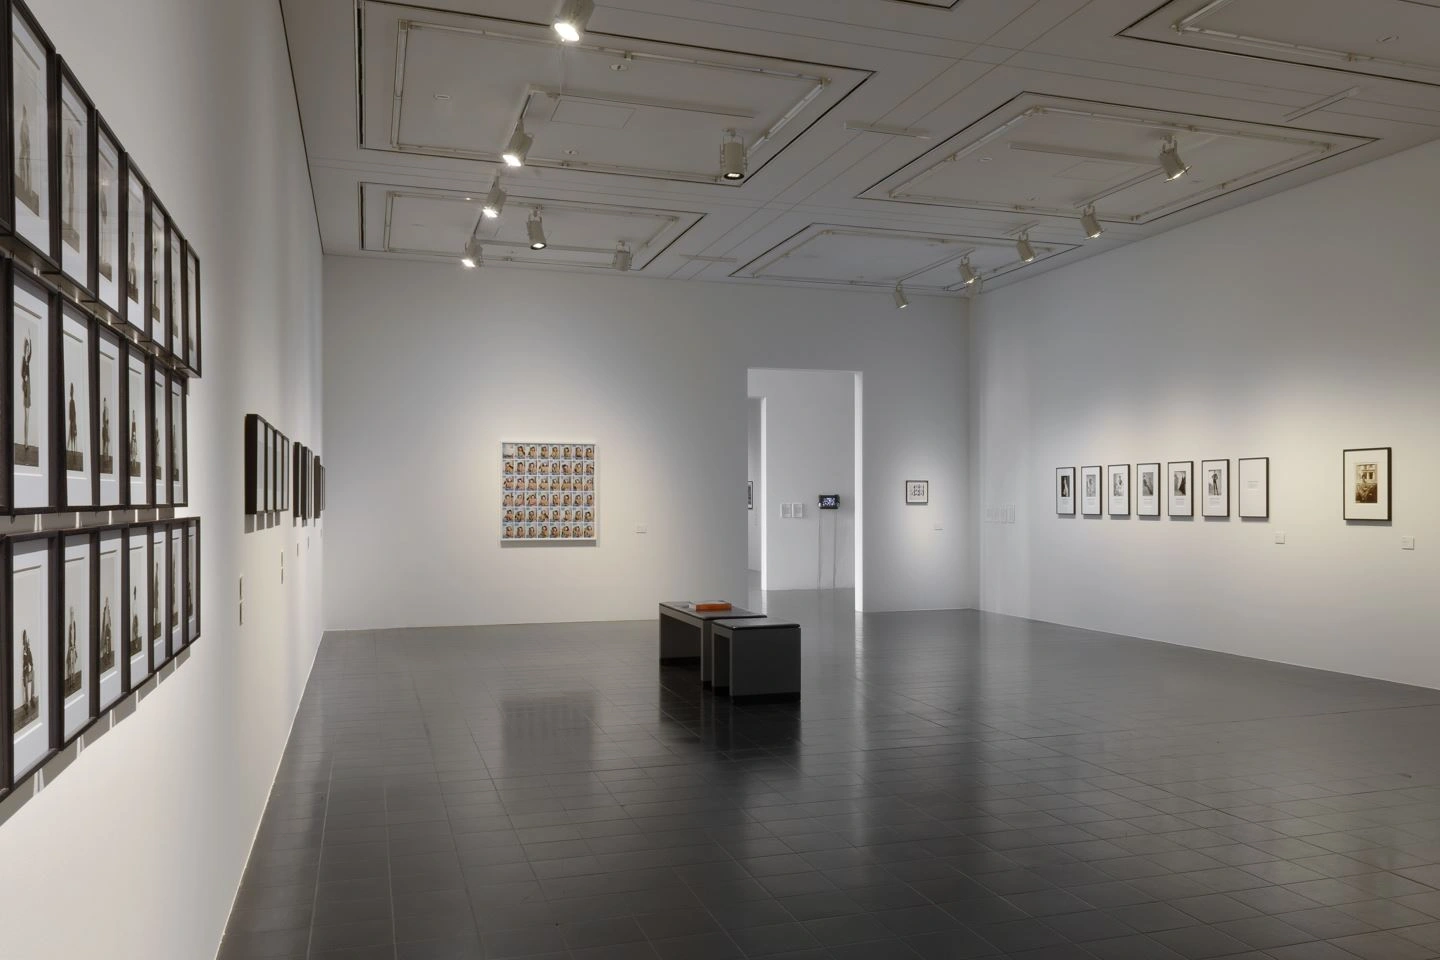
[502,443,596,542]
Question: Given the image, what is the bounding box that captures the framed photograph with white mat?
[1343,448,1391,522]
[1107,464,1130,517]
[1238,457,1269,519]
[1055,467,1075,516]
[1080,465,1102,517]
[1201,459,1230,518]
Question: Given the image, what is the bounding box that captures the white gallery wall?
[972,139,1440,689]
[748,368,857,592]
[0,1,324,959]
[324,258,971,629]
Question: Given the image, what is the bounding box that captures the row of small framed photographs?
[503,444,595,461]
[1057,459,1271,519]
[7,263,188,514]
[504,524,596,541]
[243,415,325,521]
[4,1,202,378]
[295,442,324,522]
[3,519,200,793]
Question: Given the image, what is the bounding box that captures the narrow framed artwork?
[96,325,122,507]
[1055,467,1075,516]
[168,525,184,653]
[747,480,752,510]
[1080,465,1102,517]
[123,161,148,337]
[905,480,929,506]
[1238,457,1269,520]
[8,533,57,785]
[1200,459,1230,518]
[1107,464,1130,517]
[10,2,56,259]
[125,524,150,688]
[1135,462,1162,517]
[150,367,168,506]
[96,528,123,711]
[168,229,184,361]
[95,118,123,313]
[61,304,95,509]
[186,520,200,644]
[125,347,149,506]
[58,62,95,292]
[169,376,186,505]
[243,414,261,515]
[1168,461,1194,518]
[60,531,95,744]
[184,247,201,377]
[148,201,168,354]
[1343,447,1391,522]
[11,270,56,513]
[149,526,169,669]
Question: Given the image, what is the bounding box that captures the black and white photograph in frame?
[151,368,168,506]
[61,534,93,742]
[149,204,168,347]
[96,123,122,312]
[97,530,123,710]
[1080,465,1102,516]
[169,526,183,650]
[124,165,148,335]
[1107,464,1130,517]
[1168,461,1194,517]
[905,480,929,506]
[96,327,122,506]
[1201,459,1230,518]
[1238,457,1270,520]
[170,378,185,504]
[169,232,184,360]
[10,536,54,782]
[126,351,149,506]
[1343,447,1392,522]
[186,521,200,643]
[185,248,201,375]
[10,6,52,256]
[12,274,53,511]
[150,527,168,666]
[58,68,92,287]
[62,305,94,508]
[1055,467,1075,516]
[262,421,274,512]
[1136,463,1161,517]
[126,526,150,684]
[500,442,598,542]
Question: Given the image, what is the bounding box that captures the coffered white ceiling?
[282,0,1440,295]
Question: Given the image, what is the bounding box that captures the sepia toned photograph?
[170,233,184,359]
[12,11,52,252]
[152,370,169,505]
[1343,447,1392,522]
[126,168,148,331]
[63,308,94,507]
[13,276,52,510]
[128,353,149,505]
[128,528,150,683]
[12,537,54,779]
[151,528,168,664]
[170,528,184,649]
[59,72,91,284]
[150,205,167,334]
[171,378,185,502]
[97,329,122,505]
[187,521,200,642]
[97,126,121,308]
[501,442,598,542]
[186,249,201,373]
[99,531,123,709]
[62,535,94,740]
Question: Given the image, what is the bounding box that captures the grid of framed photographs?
[244,414,293,516]
[501,442,597,542]
[1058,458,1265,520]
[2,519,201,793]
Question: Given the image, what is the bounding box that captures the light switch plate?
[793,502,804,519]
[1274,532,1287,545]
[1402,536,1416,550]
[636,523,648,534]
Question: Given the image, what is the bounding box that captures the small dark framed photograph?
[1238,457,1269,519]
[905,480,929,505]
[61,304,96,509]
[148,200,169,354]
[292,442,303,520]
[125,347,150,506]
[149,526,170,668]
[122,161,149,337]
[1107,464,1130,517]
[8,533,57,786]
[97,528,124,711]
[1055,467,1075,516]
[1168,461,1194,518]
[11,269,57,512]
[10,2,55,259]
[244,414,262,515]
[150,366,169,506]
[168,524,184,651]
[1201,459,1230,518]
[168,229,184,361]
[1080,465,1103,516]
[271,425,283,511]
[95,118,123,313]
[1136,463,1161,517]
[60,531,95,743]
[58,62,95,291]
[96,324,123,507]
[315,460,326,518]
[184,247,201,376]
[186,520,200,644]
[169,376,186,505]
[1343,447,1391,522]
[125,524,151,687]
[747,479,752,510]
[263,421,276,512]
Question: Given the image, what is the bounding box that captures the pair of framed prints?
[244,414,292,516]
[293,441,322,522]
[7,260,188,513]
[501,442,597,542]
[1056,459,1270,519]
[6,0,202,378]
[2,518,201,793]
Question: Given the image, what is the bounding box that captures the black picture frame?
[1343,447,1392,522]
[146,196,168,358]
[185,518,200,645]
[120,158,148,339]
[124,523,151,690]
[5,530,59,790]
[315,459,325,519]
[1200,458,1231,519]
[148,524,169,671]
[96,525,124,712]
[166,224,184,363]
[1106,464,1130,518]
[182,245,201,378]
[9,0,58,265]
[149,364,168,506]
[905,480,929,505]
[1135,462,1162,518]
[8,264,60,514]
[93,114,122,315]
[1055,466,1075,516]
[169,375,186,506]
[59,301,95,509]
[54,56,94,296]
[1167,460,1195,518]
[167,522,183,654]
[93,322,121,506]
[1237,456,1270,520]
[123,342,149,508]
[58,528,97,747]
[292,441,303,520]
[1080,465,1103,517]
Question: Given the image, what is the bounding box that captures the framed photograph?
[10,4,54,257]
[60,532,94,742]
[243,414,261,515]
[12,271,55,512]
[168,525,183,652]
[1080,465,1102,516]
[61,305,95,508]
[1201,459,1230,518]
[168,230,184,360]
[149,202,168,351]
[315,460,326,519]
[500,442,597,542]
[263,421,275,512]
[1055,467,1075,516]
[1168,461,1194,517]
[126,526,150,686]
[291,441,303,520]
[747,479,752,510]
[151,367,168,505]
[1136,463,1161,517]
[95,120,122,312]
[271,427,283,512]
[123,162,148,336]
[96,325,122,506]
[125,349,149,506]
[150,527,169,667]
[58,64,94,289]
[186,520,200,644]
[1343,447,1391,522]
[184,247,201,376]
[905,480,929,505]
[97,529,123,711]
[1107,464,1130,517]
[170,377,186,504]
[1238,457,1269,520]
[9,535,56,784]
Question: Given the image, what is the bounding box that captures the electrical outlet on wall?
[780,503,792,519]
[1401,536,1416,551]
[793,502,804,519]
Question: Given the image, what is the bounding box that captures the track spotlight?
[612,241,632,272]
[527,211,548,250]
[958,258,979,286]
[461,238,482,269]
[1080,206,1103,240]
[482,181,506,219]
[553,0,594,42]
[1159,137,1188,181]
[892,284,909,310]
[721,129,747,181]
[503,123,532,167]
[1016,232,1036,264]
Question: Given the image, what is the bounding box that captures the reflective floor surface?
[220,592,1440,959]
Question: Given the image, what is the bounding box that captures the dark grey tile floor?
[220,592,1440,960]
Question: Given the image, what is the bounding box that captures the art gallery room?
[4,0,1440,959]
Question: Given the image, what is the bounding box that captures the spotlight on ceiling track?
[461,238,483,270]
[503,123,532,167]
[721,129,747,181]
[1159,137,1189,181]
[958,258,979,286]
[613,241,632,272]
[482,181,506,219]
[553,0,593,42]
[1016,232,1037,264]
[1080,206,1103,240]
[527,211,548,250]
[892,284,909,310]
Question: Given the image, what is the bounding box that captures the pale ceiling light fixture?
[612,241,632,272]
[503,122,532,167]
[892,284,909,310]
[721,129,747,181]
[553,0,594,43]
[482,181,506,219]
[1080,206,1103,240]
[958,258,979,286]
[461,238,483,269]
[527,211,548,250]
[1016,232,1037,264]
[1159,136,1189,181]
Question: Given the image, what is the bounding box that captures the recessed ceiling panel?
[1124,0,1440,86]
[360,1,869,183]
[865,94,1372,224]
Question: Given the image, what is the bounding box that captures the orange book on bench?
[693,602,733,612]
